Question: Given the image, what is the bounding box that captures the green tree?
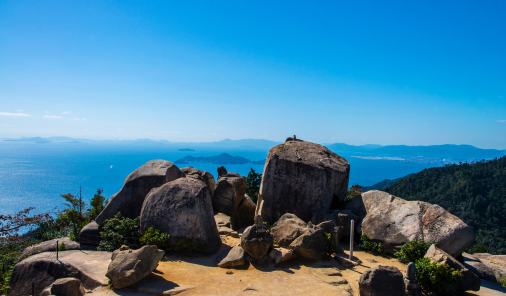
[60,193,86,213]
[246,168,262,204]
[87,188,107,221]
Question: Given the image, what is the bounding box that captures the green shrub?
[97,212,141,251]
[498,278,506,289]
[140,227,171,250]
[58,241,67,251]
[415,257,463,295]
[165,238,205,253]
[360,234,385,254]
[394,239,433,263]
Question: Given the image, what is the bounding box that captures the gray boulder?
[96,160,181,225]
[213,170,255,230]
[106,245,164,289]
[345,190,474,257]
[288,226,327,259]
[463,253,497,282]
[140,177,221,254]
[9,251,110,296]
[216,246,246,268]
[425,244,481,293]
[181,166,216,195]
[18,237,80,261]
[470,253,506,281]
[241,225,274,260]
[311,209,359,239]
[256,139,350,224]
[79,221,101,245]
[271,213,307,248]
[40,278,86,296]
[359,265,405,296]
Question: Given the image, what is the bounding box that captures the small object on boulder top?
[217,166,228,177]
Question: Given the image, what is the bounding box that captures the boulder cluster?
[9,137,486,295]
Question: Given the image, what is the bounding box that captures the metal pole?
[349,220,355,260]
[56,240,59,261]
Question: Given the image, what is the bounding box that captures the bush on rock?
[415,257,463,295]
[395,239,434,263]
[97,212,141,251]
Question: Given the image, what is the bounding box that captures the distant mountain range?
[175,153,265,165]
[2,137,505,164]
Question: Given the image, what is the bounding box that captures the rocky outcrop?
[311,209,359,239]
[96,160,181,225]
[106,245,164,289]
[345,190,474,256]
[359,265,405,296]
[79,221,101,245]
[425,245,481,293]
[271,213,307,248]
[472,253,506,280]
[289,226,327,259]
[256,139,350,224]
[9,251,110,296]
[463,253,497,282]
[214,212,231,228]
[140,177,221,254]
[18,237,80,261]
[213,170,255,230]
[40,278,86,296]
[216,246,246,268]
[241,223,274,260]
[181,166,216,195]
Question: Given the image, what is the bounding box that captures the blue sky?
[1,1,505,148]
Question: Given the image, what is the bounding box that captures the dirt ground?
[89,235,506,296]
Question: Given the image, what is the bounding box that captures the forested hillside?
[384,156,506,254]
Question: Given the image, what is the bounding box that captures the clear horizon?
[1,1,505,149]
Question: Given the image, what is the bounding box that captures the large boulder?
[140,177,221,254]
[241,223,274,260]
[256,139,350,224]
[181,166,216,195]
[106,245,164,289]
[345,190,475,256]
[213,170,255,230]
[18,237,80,261]
[9,251,110,296]
[288,226,327,259]
[40,278,86,296]
[463,253,497,282]
[311,209,359,239]
[79,221,101,245]
[359,265,405,296]
[425,244,481,293]
[472,253,506,280]
[271,213,307,248]
[96,160,182,225]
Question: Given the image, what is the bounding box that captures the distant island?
[174,153,266,165]
[178,148,195,152]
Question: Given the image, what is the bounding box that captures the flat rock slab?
[56,250,112,286]
[242,271,352,295]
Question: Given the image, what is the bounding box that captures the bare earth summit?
[89,236,506,296]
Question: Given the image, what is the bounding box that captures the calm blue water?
[0,141,437,216]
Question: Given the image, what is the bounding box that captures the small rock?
[40,278,86,296]
[334,255,359,268]
[359,265,405,296]
[226,270,233,274]
[241,225,274,260]
[366,258,377,263]
[218,226,233,235]
[269,247,293,264]
[229,231,240,238]
[217,246,246,268]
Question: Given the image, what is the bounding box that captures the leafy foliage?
[360,234,385,254]
[498,278,506,289]
[58,241,67,251]
[394,239,434,263]
[246,168,262,204]
[97,212,141,251]
[140,227,171,250]
[385,156,506,254]
[87,188,107,221]
[346,184,363,200]
[415,257,463,295]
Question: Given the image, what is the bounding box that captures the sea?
[0,141,438,216]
